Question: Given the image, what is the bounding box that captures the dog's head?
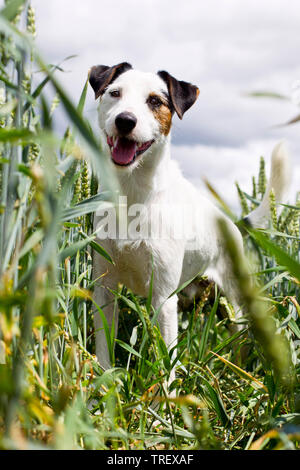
[89,62,199,169]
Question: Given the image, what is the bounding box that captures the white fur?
[92,69,291,386]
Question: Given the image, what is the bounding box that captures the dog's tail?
[244,141,291,228]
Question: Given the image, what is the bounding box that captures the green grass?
[0,1,300,450]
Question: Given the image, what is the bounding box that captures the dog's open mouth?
[107,135,154,166]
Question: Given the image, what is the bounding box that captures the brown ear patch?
[147,93,172,135]
[153,104,172,136]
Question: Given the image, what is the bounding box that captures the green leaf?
[77,78,89,116]
[245,91,289,100]
[288,319,300,340]
[79,229,114,265]
[59,237,94,261]
[0,0,26,21]
[201,376,231,427]
[249,228,300,281]
[211,351,268,392]
[259,271,290,293]
[0,127,34,143]
[112,293,139,313]
[115,339,142,359]
[203,177,236,221]
[280,203,300,211]
[89,239,114,265]
[61,199,113,222]
[204,327,247,364]
[259,229,299,240]
[198,293,219,361]
[19,229,44,258]
[92,302,114,365]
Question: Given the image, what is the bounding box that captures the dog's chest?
[109,238,154,296]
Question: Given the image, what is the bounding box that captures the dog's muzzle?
[107,112,154,166]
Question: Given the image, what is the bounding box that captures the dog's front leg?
[93,254,119,370]
[153,294,179,391]
[149,243,184,394]
[93,285,118,370]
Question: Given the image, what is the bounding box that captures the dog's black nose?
[115,112,137,135]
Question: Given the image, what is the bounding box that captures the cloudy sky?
[31,0,300,211]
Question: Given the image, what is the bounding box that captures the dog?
[88,62,291,387]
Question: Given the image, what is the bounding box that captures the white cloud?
[172,140,299,211]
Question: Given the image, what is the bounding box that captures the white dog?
[89,62,291,385]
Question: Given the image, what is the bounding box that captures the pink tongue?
[112,137,137,165]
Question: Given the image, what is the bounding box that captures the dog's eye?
[147,95,162,107]
[110,90,120,98]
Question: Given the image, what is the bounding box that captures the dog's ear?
[89,62,133,99]
[157,70,199,119]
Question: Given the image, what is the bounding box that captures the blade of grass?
[210,351,268,392]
